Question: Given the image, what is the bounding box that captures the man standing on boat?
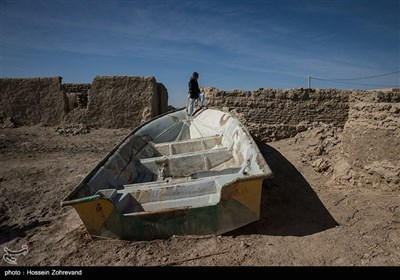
[187,72,206,116]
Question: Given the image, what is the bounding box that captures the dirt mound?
[54,123,91,136]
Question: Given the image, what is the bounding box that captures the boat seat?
[140,147,233,178]
[153,135,222,156]
[136,194,213,212]
[116,171,244,213]
[86,135,165,193]
[94,166,244,213]
[121,178,217,204]
[87,153,157,193]
[119,173,240,212]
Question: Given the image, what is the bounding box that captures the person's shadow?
[227,140,338,237]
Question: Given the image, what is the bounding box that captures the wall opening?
[62,83,91,111]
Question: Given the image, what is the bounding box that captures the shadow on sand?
[227,141,338,237]
[0,220,51,245]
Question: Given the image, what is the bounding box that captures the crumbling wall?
[331,90,400,191]
[204,87,350,142]
[87,76,164,128]
[0,77,65,126]
[157,83,169,115]
[63,83,91,111]
[0,76,169,128]
[1,75,398,191]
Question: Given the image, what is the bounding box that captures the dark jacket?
[188,77,200,99]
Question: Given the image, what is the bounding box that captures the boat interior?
[82,109,265,214]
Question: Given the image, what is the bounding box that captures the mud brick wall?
[0,76,169,128]
[86,76,168,128]
[204,87,350,142]
[340,90,400,190]
[0,77,65,126]
[157,83,168,115]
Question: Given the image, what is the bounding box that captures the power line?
[308,71,400,88]
[314,70,400,81]
[310,78,399,87]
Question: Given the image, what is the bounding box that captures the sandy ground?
[0,124,399,267]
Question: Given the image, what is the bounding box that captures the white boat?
[62,107,273,240]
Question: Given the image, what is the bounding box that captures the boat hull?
[62,108,273,240]
[70,178,262,240]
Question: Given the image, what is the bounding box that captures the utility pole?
[308,75,311,89]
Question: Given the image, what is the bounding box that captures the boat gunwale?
[61,194,101,207]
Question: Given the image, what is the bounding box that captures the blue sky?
[1,0,399,107]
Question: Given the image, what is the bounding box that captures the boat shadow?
[0,220,52,245]
[226,141,338,237]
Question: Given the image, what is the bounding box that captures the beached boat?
[62,107,273,240]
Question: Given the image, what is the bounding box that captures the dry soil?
[1,124,399,267]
